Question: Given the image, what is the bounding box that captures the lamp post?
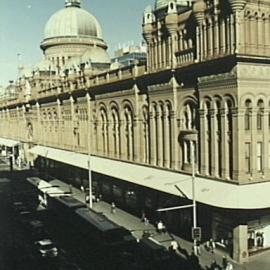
[157,140,199,255]
[191,141,198,254]
[88,155,92,209]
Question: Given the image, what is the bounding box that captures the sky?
[0,0,153,86]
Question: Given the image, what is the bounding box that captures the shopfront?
[248,215,270,254]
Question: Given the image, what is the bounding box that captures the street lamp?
[157,141,199,255]
[88,155,92,209]
[191,141,198,254]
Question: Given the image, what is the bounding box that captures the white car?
[35,239,58,258]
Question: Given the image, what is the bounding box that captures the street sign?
[192,227,201,241]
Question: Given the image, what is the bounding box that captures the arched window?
[257,100,264,130]
[124,105,134,161]
[99,108,108,155]
[111,107,120,157]
[245,100,252,130]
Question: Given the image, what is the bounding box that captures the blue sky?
[0,0,152,86]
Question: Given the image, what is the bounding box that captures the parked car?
[34,239,58,258]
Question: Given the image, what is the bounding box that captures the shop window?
[145,197,154,209]
[125,190,137,208]
[102,183,111,195]
[113,185,122,198]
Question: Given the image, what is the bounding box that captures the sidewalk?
[50,179,250,270]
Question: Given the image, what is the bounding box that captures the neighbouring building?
[111,43,147,67]
[0,0,270,263]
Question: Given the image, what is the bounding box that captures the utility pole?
[191,141,197,255]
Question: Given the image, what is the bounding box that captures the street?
[0,166,184,270]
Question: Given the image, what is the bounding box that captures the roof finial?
[65,0,81,8]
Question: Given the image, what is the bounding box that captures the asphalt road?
[0,168,183,270]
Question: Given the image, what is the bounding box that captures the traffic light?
[192,227,202,241]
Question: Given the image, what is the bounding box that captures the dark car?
[34,239,58,258]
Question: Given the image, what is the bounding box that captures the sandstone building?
[0,0,270,262]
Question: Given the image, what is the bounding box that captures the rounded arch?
[121,99,135,119]
[240,94,255,107]
[223,94,236,108]
[108,100,120,113]
[255,94,267,105]
[200,95,212,110]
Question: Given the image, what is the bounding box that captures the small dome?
[81,47,110,64]
[44,6,103,40]
[155,0,189,10]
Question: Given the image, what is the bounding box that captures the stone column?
[208,18,214,56]
[263,110,269,176]
[203,21,207,59]
[163,108,170,168]
[221,108,230,179]
[220,18,226,54]
[168,36,172,67]
[233,225,248,263]
[134,84,141,163]
[162,40,166,67]
[150,111,157,166]
[36,102,41,145]
[232,108,245,181]
[230,14,235,54]
[70,96,75,150]
[199,109,208,175]
[57,99,62,148]
[251,109,258,178]
[213,15,219,55]
[157,108,163,167]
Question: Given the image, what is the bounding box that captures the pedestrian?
[209,238,216,253]
[111,202,116,214]
[141,210,146,222]
[222,256,228,269]
[196,240,201,256]
[157,220,166,233]
[169,240,179,252]
[80,185,85,193]
[144,216,149,226]
[225,262,233,270]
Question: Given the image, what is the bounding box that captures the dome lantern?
[65,0,81,8]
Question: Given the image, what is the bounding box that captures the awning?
[0,137,20,147]
[28,145,270,210]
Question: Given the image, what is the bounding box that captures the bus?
[74,207,136,250]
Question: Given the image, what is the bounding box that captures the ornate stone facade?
[0,0,270,261]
